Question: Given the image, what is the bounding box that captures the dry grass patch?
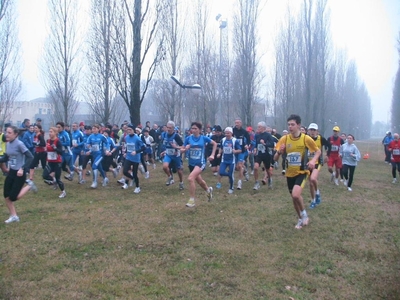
[0,139,399,299]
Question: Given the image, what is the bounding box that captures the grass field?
[0,139,399,299]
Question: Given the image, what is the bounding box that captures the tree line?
[1,0,396,138]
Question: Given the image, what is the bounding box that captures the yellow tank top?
[0,133,6,155]
[276,133,319,177]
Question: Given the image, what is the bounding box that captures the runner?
[232,118,250,190]
[161,121,185,190]
[307,123,329,209]
[3,126,37,224]
[252,122,275,190]
[339,134,361,191]
[29,124,46,182]
[327,125,344,186]
[210,125,224,177]
[216,127,241,193]
[120,125,145,193]
[182,122,217,208]
[274,114,320,229]
[42,127,66,198]
[85,124,110,188]
[388,133,400,183]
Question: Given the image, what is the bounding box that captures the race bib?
[393,149,400,155]
[166,148,176,156]
[91,144,100,152]
[126,143,135,152]
[287,152,302,166]
[72,139,77,146]
[223,146,233,154]
[331,145,339,152]
[257,144,266,153]
[9,157,17,168]
[47,152,58,160]
[189,149,201,160]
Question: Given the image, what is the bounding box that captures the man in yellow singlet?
[274,114,321,229]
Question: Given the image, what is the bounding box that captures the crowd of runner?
[1,115,399,228]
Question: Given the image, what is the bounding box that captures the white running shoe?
[228,189,234,194]
[179,182,184,190]
[59,190,67,198]
[145,171,150,179]
[186,199,195,208]
[5,215,19,224]
[26,179,38,193]
[253,182,260,190]
[166,176,174,186]
[102,177,109,187]
[117,178,126,184]
[207,187,213,201]
[347,187,352,192]
[334,178,339,186]
[237,180,242,190]
[91,182,98,189]
[134,187,141,194]
[121,183,128,189]
[392,178,397,184]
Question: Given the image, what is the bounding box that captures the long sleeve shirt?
[339,143,361,166]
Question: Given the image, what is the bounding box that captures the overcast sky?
[17,0,400,123]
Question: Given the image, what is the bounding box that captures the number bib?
[393,149,400,155]
[287,152,302,166]
[166,148,176,156]
[126,143,135,152]
[91,144,100,152]
[223,146,233,154]
[257,144,266,153]
[189,149,201,160]
[47,152,58,160]
[331,145,339,152]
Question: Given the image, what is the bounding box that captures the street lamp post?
[170,75,201,130]
[216,14,227,127]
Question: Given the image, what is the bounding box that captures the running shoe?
[179,182,184,190]
[44,179,54,185]
[216,182,222,189]
[102,177,109,187]
[282,170,286,175]
[343,180,348,187]
[78,171,83,182]
[186,199,195,208]
[309,201,317,209]
[59,191,67,198]
[5,215,19,224]
[334,178,339,186]
[26,179,38,193]
[86,170,91,176]
[117,178,126,184]
[347,187,352,192]
[330,172,335,182]
[79,179,86,184]
[121,183,128,189]
[268,178,273,189]
[315,194,321,205]
[392,178,397,184]
[133,187,141,194]
[145,171,150,179]
[207,187,213,201]
[139,165,145,175]
[166,176,174,186]
[245,171,250,181]
[91,182,98,189]
[295,218,303,229]
[237,180,242,190]
[302,215,309,227]
[64,174,73,181]
[253,181,260,190]
[274,161,279,170]
[228,189,234,194]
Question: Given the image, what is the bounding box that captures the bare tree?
[86,0,118,124]
[0,0,21,125]
[41,0,81,124]
[231,0,262,126]
[391,32,400,131]
[112,0,164,126]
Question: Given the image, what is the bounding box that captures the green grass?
[0,140,399,299]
